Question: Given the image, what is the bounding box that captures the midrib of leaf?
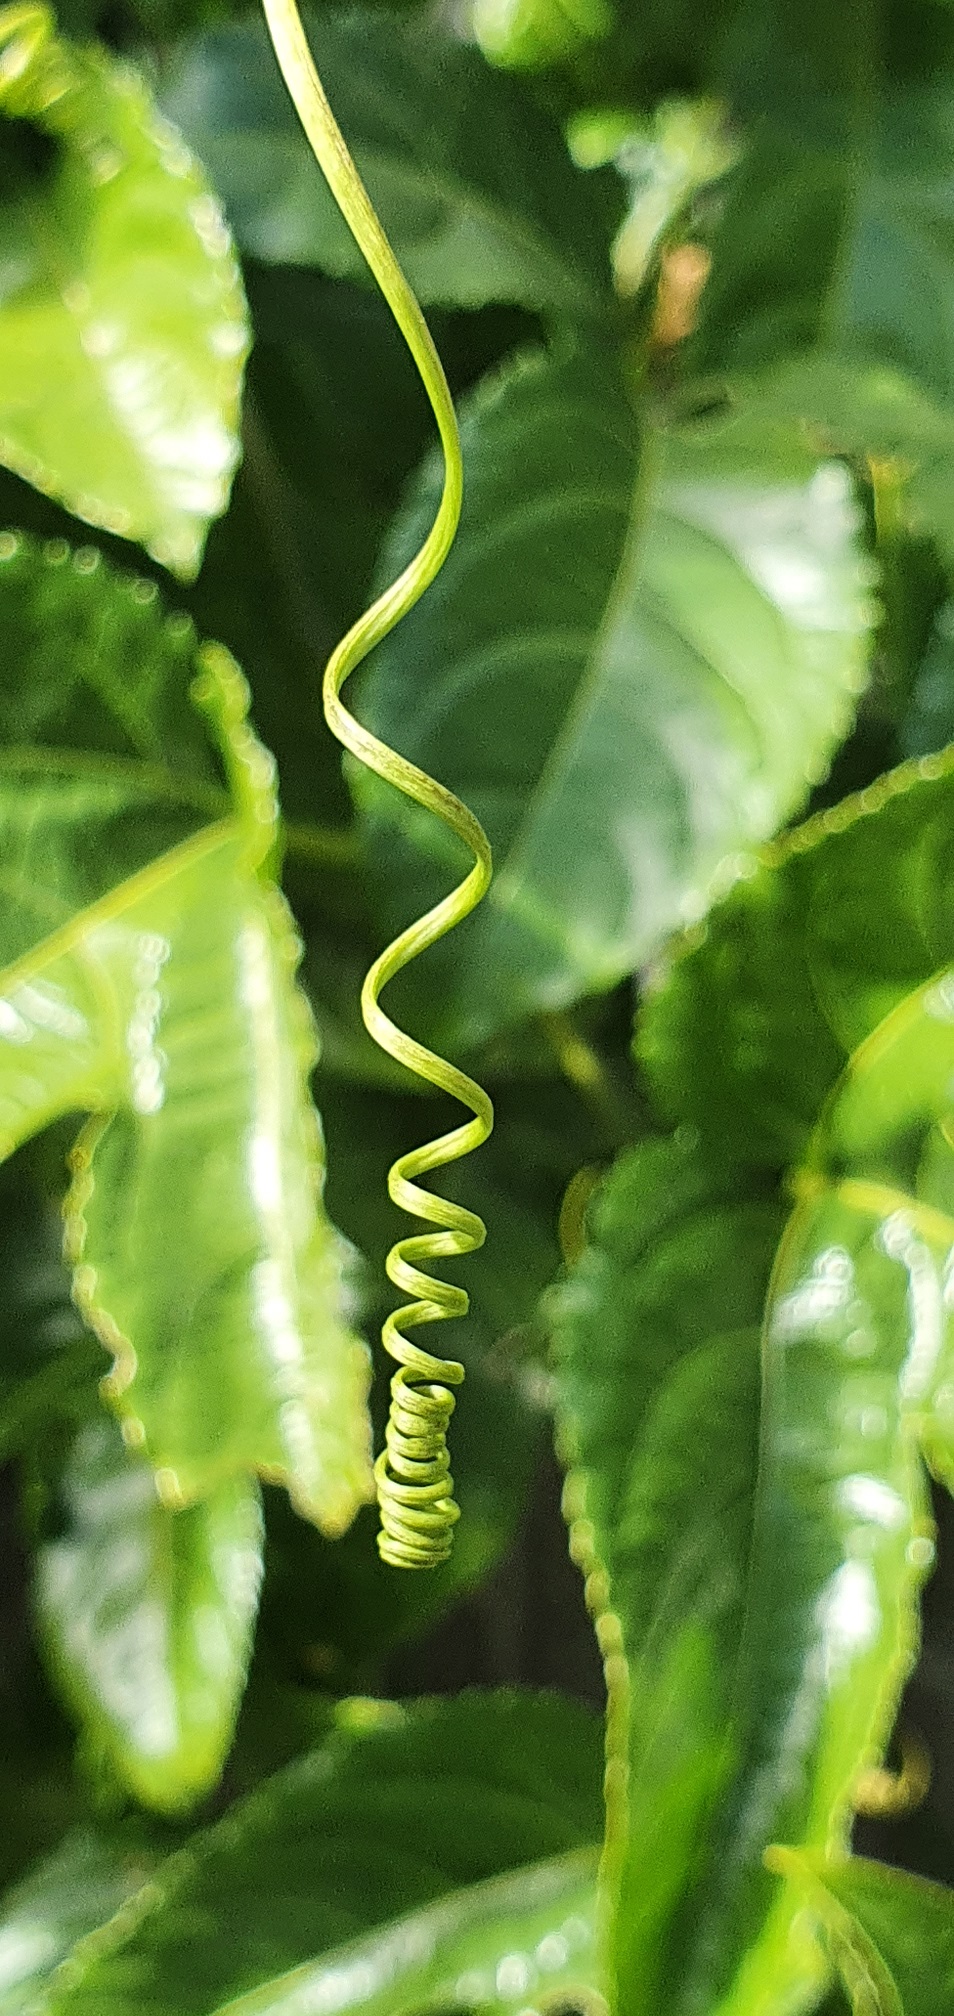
[0,745,229,820]
[702,1024,949,2014]
[0,817,235,1003]
[487,428,654,912]
[803,1173,954,1250]
[487,428,789,924]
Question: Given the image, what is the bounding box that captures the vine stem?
[260,0,494,1566]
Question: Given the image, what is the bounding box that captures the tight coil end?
[375,1359,463,1569]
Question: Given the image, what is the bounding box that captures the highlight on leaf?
[0,1,248,577]
[259,0,494,1567]
[0,529,372,1537]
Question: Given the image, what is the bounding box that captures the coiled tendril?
[261,0,494,1566]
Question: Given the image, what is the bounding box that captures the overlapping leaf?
[0,3,248,576]
[695,15,954,402]
[710,356,954,573]
[209,1852,600,2016]
[0,532,371,1530]
[551,1048,954,2013]
[668,976,954,2014]
[556,749,954,2009]
[638,749,954,1167]
[778,1853,954,2013]
[161,11,621,317]
[689,11,954,562]
[0,1156,99,1461]
[354,341,872,1050]
[42,1692,604,2014]
[550,1135,791,2016]
[34,1417,264,1813]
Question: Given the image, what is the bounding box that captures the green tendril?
[261,0,494,1568]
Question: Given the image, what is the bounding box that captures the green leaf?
[207,1852,600,2016]
[638,749,954,1170]
[161,12,621,317]
[550,1133,791,2016]
[708,356,954,573]
[45,1691,604,2013]
[0,2,248,577]
[675,967,954,2012]
[694,34,954,407]
[0,532,371,1529]
[783,1854,954,2013]
[355,343,872,1050]
[33,1416,263,1813]
[553,1020,954,2014]
[0,1824,167,2016]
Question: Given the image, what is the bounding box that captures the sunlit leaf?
[713,356,954,572]
[550,1134,791,2016]
[162,12,621,317]
[355,343,872,1049]
[0,532,371,1529]
[554,951,954,2012]
[0,2,248,576]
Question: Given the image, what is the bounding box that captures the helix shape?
[261,0,493,1565]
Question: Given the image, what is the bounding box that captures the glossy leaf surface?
[162,12,620,317]
[550,1134,788,2016]
[639,750,954,1169]
[555,956,954,2013]
[0,4,247,577]
[35,1417,263,1813]
[0,533,371,1528]
[355,343,871,1048]
[46,1692,604,2014]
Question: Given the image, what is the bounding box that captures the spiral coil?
[261,0,493,1565]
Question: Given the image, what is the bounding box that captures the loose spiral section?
[261,0,494,1565]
